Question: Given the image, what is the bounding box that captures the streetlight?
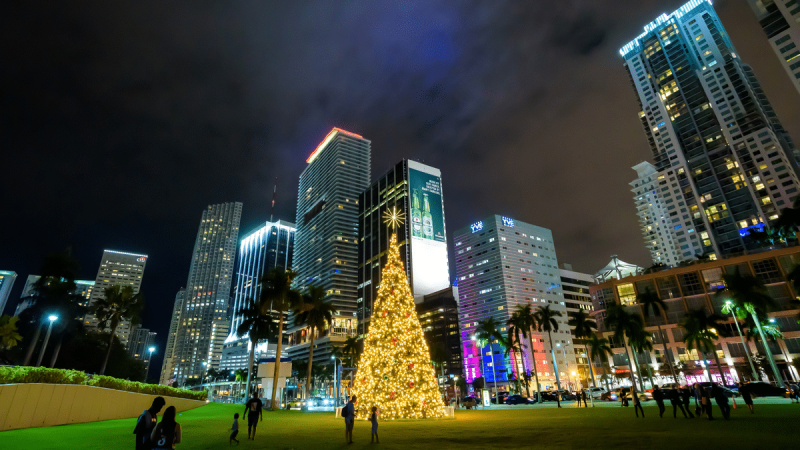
[723,300,759,380]
[144,346,156,381]
[36,315,58,367]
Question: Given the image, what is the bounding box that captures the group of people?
[620,382,756,420]
[133,397,182,450]
[341,395,380,444]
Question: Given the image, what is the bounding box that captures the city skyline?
[3,1,800,376]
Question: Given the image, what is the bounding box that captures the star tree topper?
[383,206,406,230]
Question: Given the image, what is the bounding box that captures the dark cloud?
[2,0,799,372]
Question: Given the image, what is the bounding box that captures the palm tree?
[515,304,542,401]
[719,270,784,387]
[502,334,526,394]
[629,327,655,388]
[341,336,361,397]
[475,317,503,395]
[92,285,144,375]
[604,304,643,399]
[720,299,759,380]
[586,333,612,391]
[293,285,336,399]
[637,287,678,383]
[237,297,274,399]
[568,309,598,389]
[506,310,530,397]
[681,308,727,383]
[534,305,563,392]
[260,268,300,409]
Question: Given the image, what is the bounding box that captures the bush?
[0,367,207,401]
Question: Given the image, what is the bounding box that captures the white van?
[586,387,608,399]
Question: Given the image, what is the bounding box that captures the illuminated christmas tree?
[352,207,446,420]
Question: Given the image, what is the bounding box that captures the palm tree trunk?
[750,310,785,387]
[270,307,285,410]
[99,326,117,375]
[23,323,43,366]
[528,329,541,402]
[701,351,713,382]
[489,343,497,397]
[516,330,530,398]
[710,345,726,384]
[306,327,315,398]
[658,324,678,383]
[245,337,256,398]
[48,333,64,368]
[731,314,759,380]
[548,331,561,390]
[621,336,638,399]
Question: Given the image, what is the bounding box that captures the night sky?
[2,1,799,373]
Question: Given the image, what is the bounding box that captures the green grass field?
[3,402,799,449]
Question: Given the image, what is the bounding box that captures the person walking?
[740,382,754,414]
[653,385,666,418]
[669,385,689,418]
[369,406,379,444]
[229,413,240,445]
[150,406,182,450]
[712,384,730,420]
[700,385,714,420]
[581,390,588,408]
[243,393,263,440]
[632,392,645,418]
[575,390,582,407]
[343,395,357,444]
[680,385,695,418]
[134,397,166,450]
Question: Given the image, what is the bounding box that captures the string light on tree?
[351,208,445,419]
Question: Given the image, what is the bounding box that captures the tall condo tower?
[747,0,800,96]
[83,250,148,347]
[219,219,295,373]
[455,215,576,390]
[290,127,370,362]
[357,159,450,334]
[159,288,185,385]
[621,0,800,261]
[172,202,242,386]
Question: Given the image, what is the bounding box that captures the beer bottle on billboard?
[422,193,434,240]
[411,189,423,238]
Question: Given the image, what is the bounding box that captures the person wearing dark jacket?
[134,397,166,450]
[712,384,730,420]
[680,386,695,418]
[652,385,666,418]
[700,385,714,420]
[669,384,689,418]
[740,382,754,413]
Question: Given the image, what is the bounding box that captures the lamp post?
[145,346,156,382]
[723,300,759,381]
[36,315,58,367]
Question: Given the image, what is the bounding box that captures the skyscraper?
[455,215,576,390]
[159,288,184,385]
[289,127,370,362]
[358,160,450,334]
[747,0,800,96]
[171,202,242,386]
[219,219,295,372]
[621,0,800,260]
[559,264,596,386]
[83,250,148,347]
[128,325,157,362]
[0,271,17,315]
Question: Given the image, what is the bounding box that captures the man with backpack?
[134,397,166,450]
[343,395,357,444]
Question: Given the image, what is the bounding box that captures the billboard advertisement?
[408,162,450,299]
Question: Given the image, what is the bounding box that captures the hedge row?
[0,367,207,401]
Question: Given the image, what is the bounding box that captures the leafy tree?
[605,304,644,400]
[260,268,301,409]
[534,305,563,392]
[236,297,274,398]
[0,316,23,350]
[636,287,678,383]
[681,308,727,383]
[475,317,503,395]
[92,285,144,375]
[293,285,336,399]
[472,376,485,391]
[718,270,784,386]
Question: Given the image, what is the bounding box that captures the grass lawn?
[3,402,799,450]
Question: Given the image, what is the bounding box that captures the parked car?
[742,381,788,398]
[586,386,608,399]
[615,387,648,402]
[491,391,510,404]
[306,397,334,407]
[505,394,536,405]
[695,382,738,398]
[541,390,576,401]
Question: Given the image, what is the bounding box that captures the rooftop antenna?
[270,177,277,223]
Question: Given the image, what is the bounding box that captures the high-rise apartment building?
[15,275,94,317]
[455,215,576,390]
[220,219,295,372]
[128,325,157,361]
[160,288,184,385]
[416,286,462,377]
[622,0,800,261]
[748,0,800,96]
[358,160,450,334]
[83,250,148,347]
[559,265,596,387]
[289,127,370,362]
[171,202,242,386]
[0,271,17,315]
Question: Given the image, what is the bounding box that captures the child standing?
[370,406,379,444]
[230,413,240,445]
